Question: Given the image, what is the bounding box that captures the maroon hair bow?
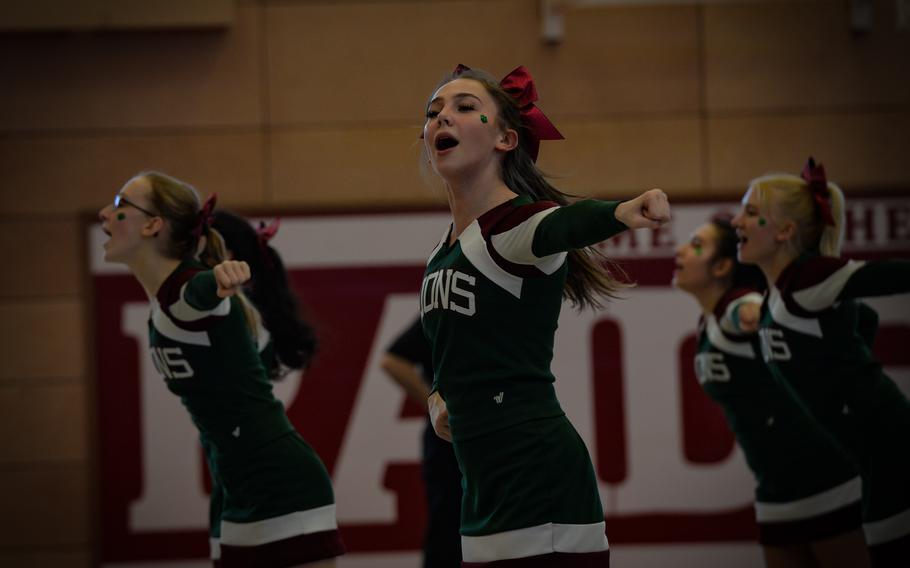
[800,157,835,226]
[256,217,280,270]
[454,64,564,162]
[191,193,217,241]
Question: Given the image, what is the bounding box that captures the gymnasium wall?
[1,0,908,566]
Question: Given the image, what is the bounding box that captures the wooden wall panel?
[0,550,90,568]
[266,0,542,126]
[106,0,234,29]
[270,117,703,206]
[0,467,89,547]
[542,4,700,116]
[0,132,266,216]
[0,0,102,30]
[538,117,704,197]
[705,0,910,111]
[0,220,81,298]
[0,384,86,464]
[266,0,699,126]
[0,301,84,381]
[0,0,232,30]
[0,2,260,131]
[270,126,445,207]
[708,111,910,191]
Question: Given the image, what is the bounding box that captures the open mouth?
[434,133,459,152]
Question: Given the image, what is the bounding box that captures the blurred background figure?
[381,317,463,568]
[674,214,869,568]
[732,158,910,567]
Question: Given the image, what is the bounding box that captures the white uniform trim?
[490,207,567,275]
[863,505,910,545]
[754,476,861,523]
[150,301,211,346]
[460,221,523,299]
[210,537,221,560]
[170,282,231,322]
[220,503,338,546]
[792,260,865,312]
[706,315,755,359]
[461,521,609,562]
[768,287,822,338]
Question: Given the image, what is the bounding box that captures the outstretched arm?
[527,189,671,259]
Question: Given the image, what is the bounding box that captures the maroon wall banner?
[89,198,910,568]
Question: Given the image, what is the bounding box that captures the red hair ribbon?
[191,193,217,241]
[256,217,280,270]
[454,64,564,162]
[800,157,835,226]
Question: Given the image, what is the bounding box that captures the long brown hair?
[429,67,630,310]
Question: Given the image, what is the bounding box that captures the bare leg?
[811,528,871,568]
[763,544,818,568]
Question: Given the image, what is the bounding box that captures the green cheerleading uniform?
[149,260,344,567]
[201,317,275,567]
[757,254,910,567]
[421,195,625,566]
[696,288,861,545]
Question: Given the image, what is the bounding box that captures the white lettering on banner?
[553,289,753,513]
[122,303,303,532]
[864,297,910,398]
[694,353,731,384]
[334,294,424,522]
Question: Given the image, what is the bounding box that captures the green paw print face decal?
[480,114,488,123]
